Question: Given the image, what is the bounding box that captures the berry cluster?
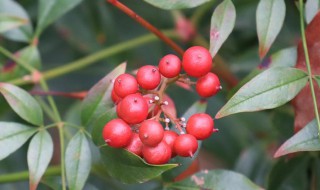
[103,46,221,165]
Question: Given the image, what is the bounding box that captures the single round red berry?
[113,74,138,98]
[125,133,143,157]
[142,141,171,165]
[182,46,212,78]
[186,113,214,140]
[136,65,161,90]
[163,130,178,157]
[196,72,221,97]
[117,93,148,124]
[111,89,121,104]
[174,134,198,157]
[158,54,181,78]
[139,120,164,147]
[103,119,132,148]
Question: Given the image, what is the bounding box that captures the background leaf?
[142,0,210,10]
[0,122,36,160]
[209,0,236,57]
[28,130,53,190]
[0,15,28,33]
[216,67,308,119]
[256,0,286,58]
[65,131,92,190]
[166,170,262,190]
[305,0,320,24]
[0,83,43,126]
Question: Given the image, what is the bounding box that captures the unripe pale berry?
[117,93,148,124]
[103,119,132,148]
[125,133,143,157]
[186,113,215,140]
[163,130,178,157]
[113,74,138,98]
[136,65,161,90]
[139,120,164,147]
[158,54,181,78]
[182,46,212,78]
[196,72,221,97]
[142,141,171,165]
[174,134,198,157]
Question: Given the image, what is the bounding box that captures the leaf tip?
[259,46,268,59]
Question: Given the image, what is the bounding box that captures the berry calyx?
[117,93,148,124]
[182,46,212,78]
[163,130,178,157]
[186,113,215,140]
[113,74,138,98]
[174,134,198,157]
[139,120,164,147]
[196,72,221,97]
[103,119,133,148]
[125,133,143,157]
[136,65,161,90]
[158,54,181,78]
[142,141,171,164]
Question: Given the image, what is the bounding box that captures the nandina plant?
[0,0,319,190]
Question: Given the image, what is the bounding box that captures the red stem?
[30,90,87,99]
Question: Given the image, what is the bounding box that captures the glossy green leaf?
[28,130,53,190]
[81,62,126,126]
[0,122,37,160]
[274,119,320,157]
[305,0,320,24]
[216,67,308,119]
[166,170,262,190]
[100,145,177,184]
[143,0,210,10]
[0,0,33,42]
[209,0,236,57]
[36,0,84,35]
[0,83,43,126]
[163,100,207,181]
[65,131,92,190]
[256,0,286,58]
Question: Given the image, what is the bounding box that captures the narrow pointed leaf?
[274,119,320,157]
[209,0,236,57]
[66,132,91,190]
[100,145,177,183]
[0,15,28,33]
[0,122,37,160]
[81,62,126,126]
[305,0,320,24]
[216,67,308,118]
[143,0,210,10]
[28,130,53,190]
[166,170,262,190]
[256,0,286,58]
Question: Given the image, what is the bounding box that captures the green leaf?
[65,131,92,190]
[91,108,117,146]
[256,0,286,58]
[100,145,177,184]
[0,0,33,42]
[166,170,262,190]
[305,0,320,24]
[315,75,320,87]
[216,67,308,119]
[36,0,84,35]
[209,0,236,57]
[0,122,37,160]
[81,62,126,126]
[0,83,43,126]
[28,130,53,190]
[143,0,210,10]
[163,100,207,181]
[274,119,320,157]
[268,46,297,68]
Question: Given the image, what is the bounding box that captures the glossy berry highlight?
[103,119,132,148]
[136,65,161,90]
[158,54,181,78]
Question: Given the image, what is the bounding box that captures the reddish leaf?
[292,12,320,132]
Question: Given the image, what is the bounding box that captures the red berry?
[182,46,212,78]
[158,54,181,78]
[163,130,178,157]
[111,89,121,104]
[142,141,171,165]
[174,134,198,157]
[103,119,132,148]
[113,74,138,98]
[139,120,164,147]
[117,93,148,124]
[136,65,161,90]
[186,113,215,140]
[125,133,143,157]
[196,72,221,97]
